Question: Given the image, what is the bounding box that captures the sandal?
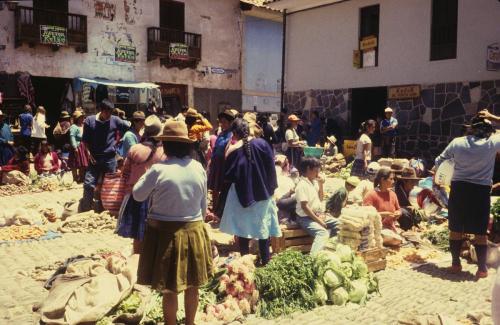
[475,270,488,279]
[447,264,462,274]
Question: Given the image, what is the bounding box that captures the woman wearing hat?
[185,108,212,168]
[395,167,423,230]
[52,111,72,151]
[0,110,15,166]
[435,116,500,278]
[324,135,338,156]
[68,110,89,183]
[208,109,236,216]
[219,118,280,265]
[133,120,212,325]
[120,111,145,158]
[117,115,166,254]
[285,114,305,168]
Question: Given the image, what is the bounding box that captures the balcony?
[147,27,201,69]
[15,6,87,53]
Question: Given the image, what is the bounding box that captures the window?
[430,0,458,61]
[359,5,380,68]
[160,0,185,31]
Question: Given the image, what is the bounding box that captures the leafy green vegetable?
[330,287,349,306]
[422,228,450,251]
[348,279,368,304]
[351,257,369,279]
[255,250,316,319]
[340,262,353,279]
[323,269,341,288]
[336,244,354,262]
[313,280,328,305]
[364,273,380,294]
[492,199,500,232]
[117,291,141,314]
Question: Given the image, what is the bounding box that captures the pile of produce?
[0,184,31,197]
[322,154,347,175]
[332,161,353,180]
[254,250,316,319]
[422,226,450,251]
[0,225,46,241]
[35,177,60,192]
[312,243,379,307]
[492,198,500,234]
[198,254,259,323]
[386,247,443,269]
[59,211,116,233]
[337,206,383,250]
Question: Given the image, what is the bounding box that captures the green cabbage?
[352,257,369,279]
[323,269,341,288]
[335,244,353,262]
[313,281,328,305]
[348,279,368,304]
[365,273,379,294]
[329,287,349,306]
[340,262,353,279]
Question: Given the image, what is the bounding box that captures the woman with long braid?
[219,118,281,265]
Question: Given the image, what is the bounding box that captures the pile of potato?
[0,225,46,241]
[59,211,116,233]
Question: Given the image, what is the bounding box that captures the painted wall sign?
[353,50,361,68]
[487,42,500,71]
[115,45,136,63]
[360,36,377,51]
[95,1,116,21]
[210,67,238,75]
[40,25,67,46]
[169,43,189,60]
[388,85,421,99]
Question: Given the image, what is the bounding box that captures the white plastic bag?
[435,160,454,186]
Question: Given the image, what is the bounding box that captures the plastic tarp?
[76,77,159,89]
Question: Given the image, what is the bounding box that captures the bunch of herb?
[422,228,450,251]
[255,250,316,319]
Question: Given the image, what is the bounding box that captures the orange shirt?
[363,189,400,231]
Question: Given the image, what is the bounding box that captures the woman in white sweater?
[31,106,49,156]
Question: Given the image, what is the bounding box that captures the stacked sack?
[337,206,383,251]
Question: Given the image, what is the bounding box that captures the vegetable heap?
[422,227,450,251]
[255,250,316,319]
[198,254,259,323]
[312,243,379,306]
[492,198,500,233]
[332,161,353,180]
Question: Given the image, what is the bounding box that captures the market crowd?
[1,100,499,325]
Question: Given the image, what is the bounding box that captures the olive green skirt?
[137,219,213,293]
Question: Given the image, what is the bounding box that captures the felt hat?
[390,161,405,174]
[288,114,301,122]
[384,107,393,113]
[367,162,381,175]
[186,108,199,118]
[275,154,287,166]
[72,111,85,120]
[243,112,257,123]
[60,111,71,119]
[218,109,236,121]
[144,115,162,137]
[132,111,146,120]
[397,167,421,181]
[346,176,361,187]
[154,120,194,143]
[327,135,337,144]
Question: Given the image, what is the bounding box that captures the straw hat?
[384,107,393,113]
[144,115,162,137]
[288,114,300,122]
[186,108,199,118]
[243,112,257,123]
[367,162,381,175]
[397,167,421,181]
[327,135,337,144]
[72,111,85,120]
[60,111,71,119]
[132,111,146,120]
[218,109,236,121]
[346,176,361,187]
[154,120,194,143]
[390,161,405,174]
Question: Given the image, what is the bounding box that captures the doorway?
[158,83,187,117]
[160,0,185,31]
[350,86,387,142]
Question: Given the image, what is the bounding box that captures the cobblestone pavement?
[0,190,496,325]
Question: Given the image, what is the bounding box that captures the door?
[350,87,387,144]
[160,0,185,31]
[34,0,68,27]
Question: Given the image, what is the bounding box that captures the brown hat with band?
[132,111,146,121]
[154,120,194,143]
[218,109,236,121]
[186,107,199,118]
[288,114,300,122]
[397,167,421,181]
[60,111,71,119]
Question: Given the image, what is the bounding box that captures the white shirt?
[355,134,372,160]
[348,180,374,203]
[32,114,47,139]
[274,166,296,199]
[285,128,299,142]
[295,177,323,217]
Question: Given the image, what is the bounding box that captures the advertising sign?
[115,45,136,63]
[40,25,67,46]
[169,43,189,60]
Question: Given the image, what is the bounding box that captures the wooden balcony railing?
[15,6,87,53]
[147,27,201,69]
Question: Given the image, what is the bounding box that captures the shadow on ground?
[414,263,477,282]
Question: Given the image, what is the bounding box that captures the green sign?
[115,45,136,63]
[40,25,67,46]
[169,43,189,60]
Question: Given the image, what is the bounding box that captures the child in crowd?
[295,157,338,253]
[34,140,60,175]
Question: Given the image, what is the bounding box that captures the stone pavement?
[0,189,496,325]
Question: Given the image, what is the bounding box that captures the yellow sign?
[388,85,421,99]
[360,36,377,51]
[343,140,357,158]
[353,50,361,68]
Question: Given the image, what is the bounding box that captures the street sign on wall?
[388,85,421,99]
[115,45,136,63]
[169,43,189,60]
[360,36,377,51]
[40,25,67,46]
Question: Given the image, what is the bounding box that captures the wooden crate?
[271,225,313,254]
[357,247,388,272]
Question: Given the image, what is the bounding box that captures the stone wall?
[284,79,500,159]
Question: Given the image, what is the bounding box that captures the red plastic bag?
[101,173,126,216]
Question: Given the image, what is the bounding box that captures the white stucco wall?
[284,0,500,91]
[0,0,241,90]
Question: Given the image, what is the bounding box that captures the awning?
[77,77,159,89]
